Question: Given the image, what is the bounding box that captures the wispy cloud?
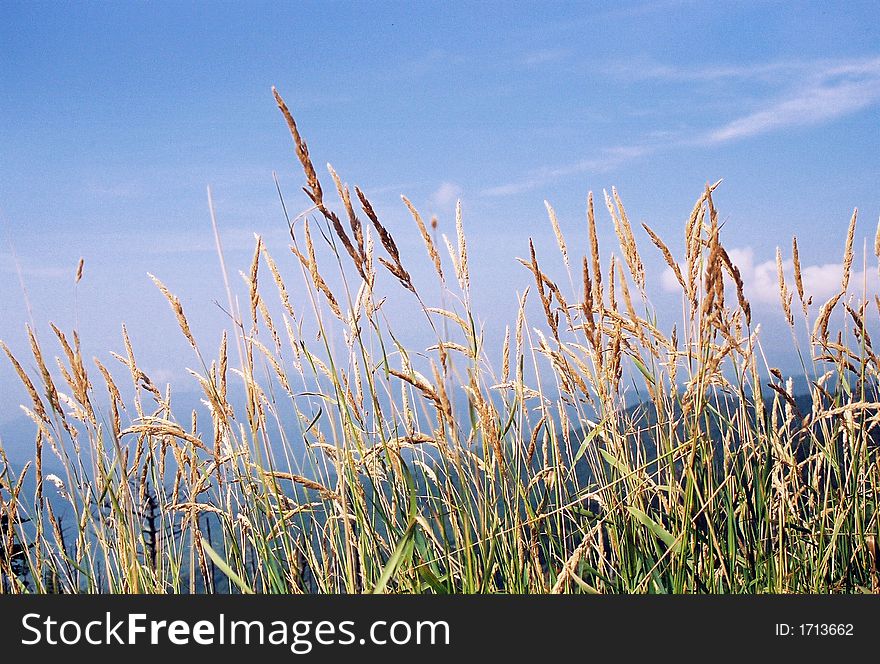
[482,145,650,197]
[390,49,467,79]
[703,58,880,143]
[598,0,696,20]
[358,181,423,199]
[608,59,804,83]
[521,48,571,67]
[609,56,880,143]
[483,56,880,196]
[86,180,147,199]
[0,251,71,279]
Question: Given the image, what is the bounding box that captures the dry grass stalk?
[262,246,297,320]
[545,201,568,267]
[643,222,685,292]
[148,273,198,350]
[587,192,603,312]
[26,326,61,415]
[49,325,91,410]
[1,341,47,421]
[791,236,809,315]
[581,256,597,344]
[842,208,858,292]
[776,248,794,327]
[874,218,880,261]
[527,240,558,337]
[328,164,367,266]
[607,255,618,313]
[605,188,645,291]
[248,235,262,330]
[616,260,641,343]
[501,326,511,383]
[402,196,444,283]
[456,201,469,294]
[813,291,844,343]
[356,187,414,293]
[272,87,323,205]
[123,420,209,453]
[685,185,721,308]
[526,415,546,464]
[263,470,340,502]
[468,379,503,469]
[93,357,123,437]
[388,367,443,414]
[717,246,751,326]
[296,220,343,319]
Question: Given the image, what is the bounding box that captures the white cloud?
[430,182,462,208]
[661,245,880,307]
[143,367,179,386]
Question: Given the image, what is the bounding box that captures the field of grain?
[1,89,878,594]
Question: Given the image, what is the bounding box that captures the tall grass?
[1,88,879,594]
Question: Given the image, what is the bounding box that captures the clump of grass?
[1,89,879,594]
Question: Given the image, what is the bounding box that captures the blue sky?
[1,1,880,424]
